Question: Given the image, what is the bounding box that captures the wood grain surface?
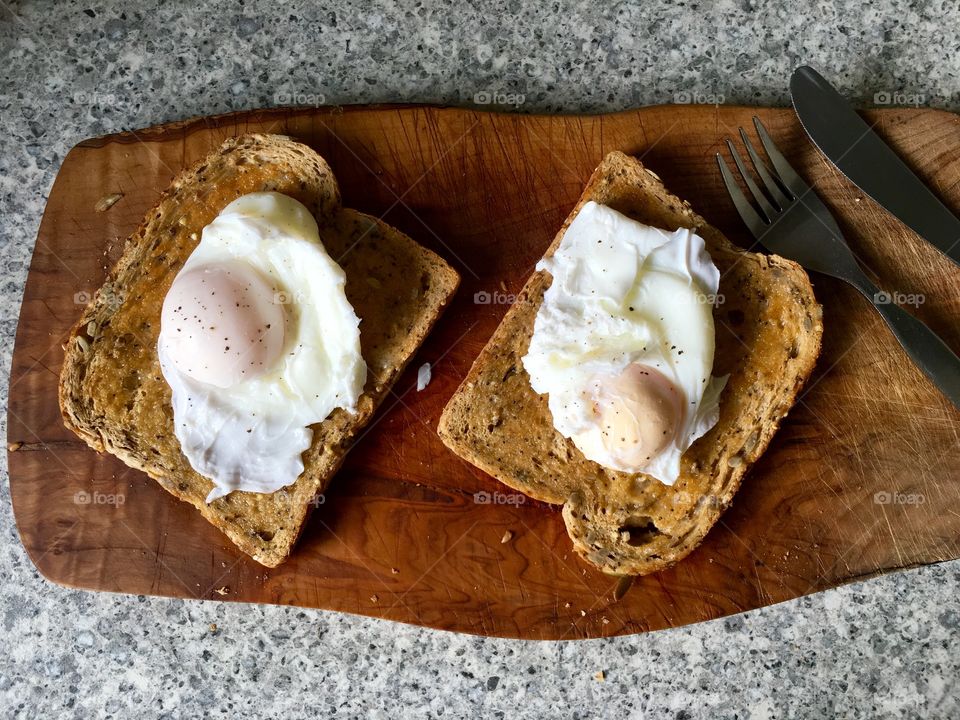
[8,105,960,640]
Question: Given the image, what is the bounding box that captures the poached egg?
[521,201,727,484]
[158,192,366,502]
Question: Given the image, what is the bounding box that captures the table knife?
[790,65,960,268]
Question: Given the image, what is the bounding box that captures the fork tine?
[725,139,777,221]
[738,128,791,207]
[753,117,809,198]
[716,153,767,239]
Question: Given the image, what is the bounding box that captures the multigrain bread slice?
[60,133,459,567]
[438,151,822,576]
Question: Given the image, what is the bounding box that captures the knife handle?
[856,280,960,410]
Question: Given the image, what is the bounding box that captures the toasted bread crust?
[438,151,822,576]
[60,134,460,567]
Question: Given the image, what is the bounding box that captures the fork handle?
[854,279,960,409]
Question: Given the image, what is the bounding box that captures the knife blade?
[790,65,960,268]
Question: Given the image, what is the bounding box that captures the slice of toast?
[438,151,822,576]
[60,133,460,567]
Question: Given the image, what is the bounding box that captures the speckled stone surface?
[2,1,959,717]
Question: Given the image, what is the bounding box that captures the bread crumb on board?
[500,530,513,544]
[416,362,432,391]
[95,192,124,212]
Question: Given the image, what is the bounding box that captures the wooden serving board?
[9,105,960,640]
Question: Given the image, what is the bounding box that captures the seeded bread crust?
[438,151,822,576]
[59,133,460,567]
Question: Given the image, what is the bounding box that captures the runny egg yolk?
[573,363,683,469]
[160,263,285,388]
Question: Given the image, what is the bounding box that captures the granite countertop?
[2,1,958,717]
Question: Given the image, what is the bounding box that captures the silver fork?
[717,117,960,410]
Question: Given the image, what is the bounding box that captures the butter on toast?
[438,151,822,576]
[59,133,460,567]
